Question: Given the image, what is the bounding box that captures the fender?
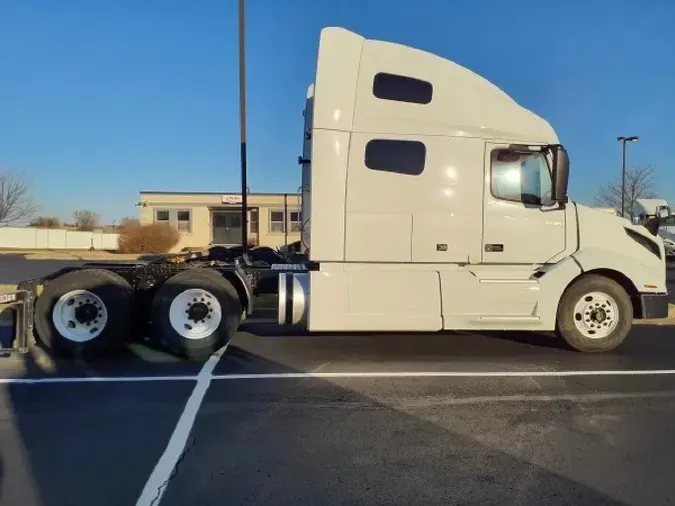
[221,266,256,316]
[571,246,666,294]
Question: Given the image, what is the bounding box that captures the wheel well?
[219,270,252,314]
[572,268,641,318]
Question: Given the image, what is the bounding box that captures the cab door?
[482,143,566,264]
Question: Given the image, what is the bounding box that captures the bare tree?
[73,210,100,231]
[0,171,37,227]
[594,166,658,219]
[118,216,140,229]
[30,216,61,228]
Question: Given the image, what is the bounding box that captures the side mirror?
[551,145,569,203]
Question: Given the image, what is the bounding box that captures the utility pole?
[617,135,639,218]
[238,0,248,250]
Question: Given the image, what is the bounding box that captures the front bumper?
[638,293,670,319]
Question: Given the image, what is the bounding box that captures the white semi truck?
[1,27,670,360]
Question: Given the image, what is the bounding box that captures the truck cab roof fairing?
[312,27,558,144]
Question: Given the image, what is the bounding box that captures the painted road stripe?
[135,345,228,506]
[0,375,197,384]
[212,369,675,379]
[7,368,675,384]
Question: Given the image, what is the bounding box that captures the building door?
[212,211,242,245]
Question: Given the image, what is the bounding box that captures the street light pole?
[238,0,248,251]
[617,135,639,218]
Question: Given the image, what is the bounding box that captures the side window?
[365,139,426,176]
[521,155,553,205]
[491,150,552,205]
[372,73,433,104]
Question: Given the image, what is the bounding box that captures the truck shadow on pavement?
[241,320,675,355]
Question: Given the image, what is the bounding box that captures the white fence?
[0,227,119,250]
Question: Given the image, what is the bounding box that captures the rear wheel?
[150,269,241,361]
[34,269,133,359]
[555,275,633,352]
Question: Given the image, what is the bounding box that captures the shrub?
[117,223,180,254]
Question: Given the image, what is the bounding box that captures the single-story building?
[137,191,301,252]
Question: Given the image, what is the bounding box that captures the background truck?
[1,26,671,361]
[634,198,675,259]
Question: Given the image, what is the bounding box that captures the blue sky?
[1,0,674,223]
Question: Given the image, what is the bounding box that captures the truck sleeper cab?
[6,26,669,362]
[281,27,670,352]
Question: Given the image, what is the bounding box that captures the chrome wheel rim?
[52,290,108,342]
[573,291,619,339]
[168,288,222,340]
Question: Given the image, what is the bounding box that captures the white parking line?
[5,368,675,385]
[0,375,197,384]
[135,345,228,506]
[211,369,675,379]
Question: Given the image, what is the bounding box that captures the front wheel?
[555,275,633,352]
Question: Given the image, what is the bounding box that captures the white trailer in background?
[1,26,671,360]
[281,27,670,353]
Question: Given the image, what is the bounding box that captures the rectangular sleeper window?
[365,139,426,176]
[372,72,433,104]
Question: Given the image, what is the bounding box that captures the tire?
[555,274,633,352]
[34,269,133,359]
[150,268,241,361]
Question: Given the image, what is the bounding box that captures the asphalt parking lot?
[2,323,675,505]
[0,260,674,505]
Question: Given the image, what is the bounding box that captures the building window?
[155,209,170,223]
[365,139,426,176]
[490,149,553,205]
[176,210,191,232]
[249,208,259,234]
[270,210,284,233]
[153,208,191,232]
[288,211,301,232]
[372,72,433,105]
